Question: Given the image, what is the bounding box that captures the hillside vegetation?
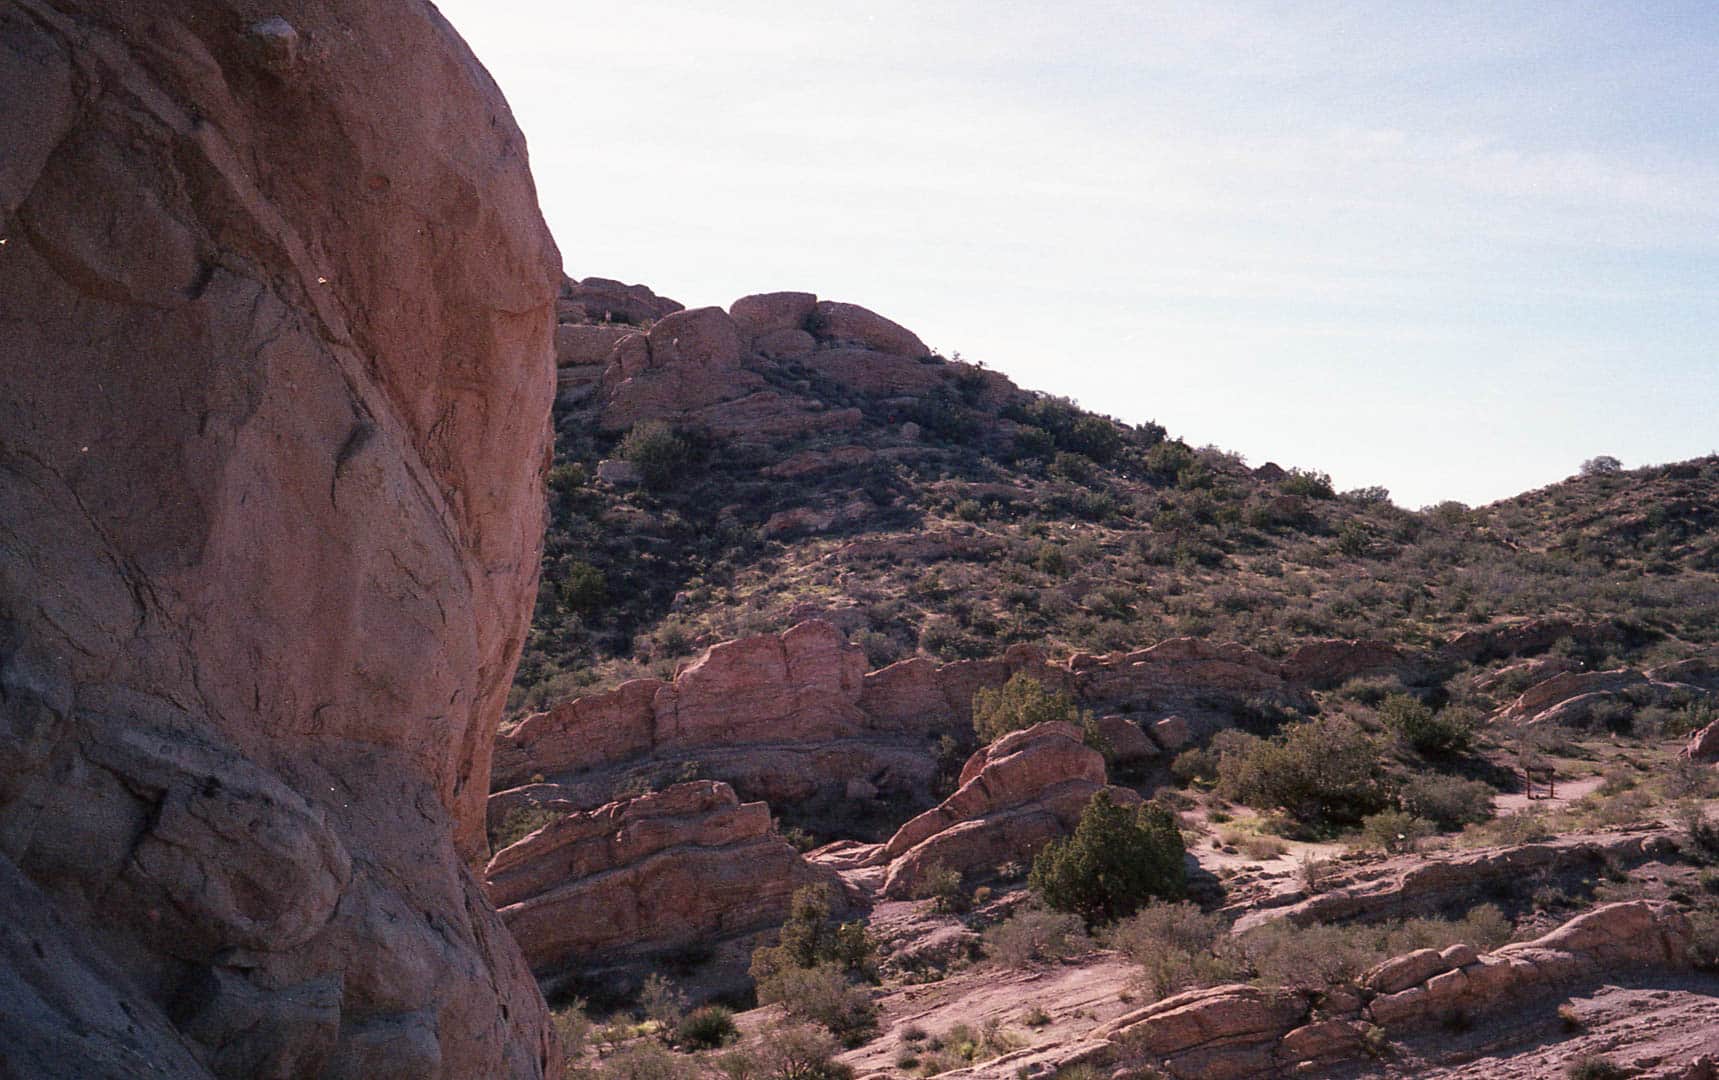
[511,282,1717,714]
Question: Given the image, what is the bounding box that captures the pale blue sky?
[437,2,1718,508]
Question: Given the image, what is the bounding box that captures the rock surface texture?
[484,781,840,973]
[872,721,1141,898]
[0,3,558,1077]
[1085,901,1692,1079]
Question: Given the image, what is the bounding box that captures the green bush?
[1400,774,1495,830]
[558,559,607,615]
[972,673,1081,744]
[620,421,692,489]
[982,909,1090,968]
[1359,810,1435,853]
[754,964,877,1046]
[547,461,586,493]
[675,1005,737,1050]
[1030,792,1186,924]
[753,885,874,981]
[1379,695,1477,756]
[491,805,559,850]
[1108,901,1232,999]
[912,862,969,915]
[1566,1054,1628,1080]
[717,1022,854,1080]
[1216,717,1389,828]
[1280,468,1335,499]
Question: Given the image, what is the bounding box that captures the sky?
[436,1,1719,509]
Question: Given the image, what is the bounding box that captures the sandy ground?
[1493,774,1607,817]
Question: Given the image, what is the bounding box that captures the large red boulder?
[0,3,558,1075]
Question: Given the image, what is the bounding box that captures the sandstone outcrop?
[495,623,1328,830]
[871,722,1141,899]
[1685,718,1719,763]
[485,781,839,973]
[1499,666,1710,725]
[561,275,683,326]
[1231,829,1679,932]
[1086,901,1691,1079]
[1,3,558,1075]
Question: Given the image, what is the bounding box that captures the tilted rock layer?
[1,2,558,1076]
[873,721,1142,899]
[484,781,841,973]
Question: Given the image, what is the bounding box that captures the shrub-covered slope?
[513,278,1718,713]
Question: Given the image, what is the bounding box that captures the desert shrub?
[603,1039,698,1080]
[751,886,875,988]
[982,909,1090,968]
[1050,451,1092,483]
[492,805,559,850]
[1688,909,1719,970]
[1280,468,1335,499]
[1109,901,1233,999]
[972,673,1080,744]
[718,1022,854,1080]
[1400,774,1496,831]
[755,964,877,1046]
[1171,746,1219,785]
[637,973,687,1028]
[1358,810,1435,853]
[675,1005,737,1050]
[558,559,608,615]
[1379,694,1477,756]
[1336,521,1372,558]
[912,863,968,915]
[1030,792,1186,924]
[552,999,592,1063]
[547,461,586,493]
[1216,717,1389,828]
[1566,1054,1628,1080]
[1344,485,1392,505]
[1298,854,1339,893]
[619,420,692,489]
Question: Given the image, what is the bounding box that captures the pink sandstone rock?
[646,305,743,368]
[731,291,818,339]
[0,1,558,1074]
[485,782,839,972]
[875,722,1137,898]
[810,300,929,357]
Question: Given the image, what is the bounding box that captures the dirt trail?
[1493,774,1606,817]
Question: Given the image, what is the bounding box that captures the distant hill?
[511,276,1718,713]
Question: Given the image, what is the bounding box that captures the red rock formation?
[1685,718,1719,763]
[494,622,1316,824]
[873,722,1140,899]
[1,3,557,1075]
[485,782,840,972]
[1084,901,1692,1079]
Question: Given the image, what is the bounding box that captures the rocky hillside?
[513,276,1718,713]
[488,277,1719,1079]
[1,4,559,1077]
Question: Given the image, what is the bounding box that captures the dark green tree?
[1029,792,1186,925]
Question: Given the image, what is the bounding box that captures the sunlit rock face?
[0,1,561,1075]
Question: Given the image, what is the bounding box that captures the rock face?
[1,3,558,1077]
[485,782,840,973]
[871,722,1140,899]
